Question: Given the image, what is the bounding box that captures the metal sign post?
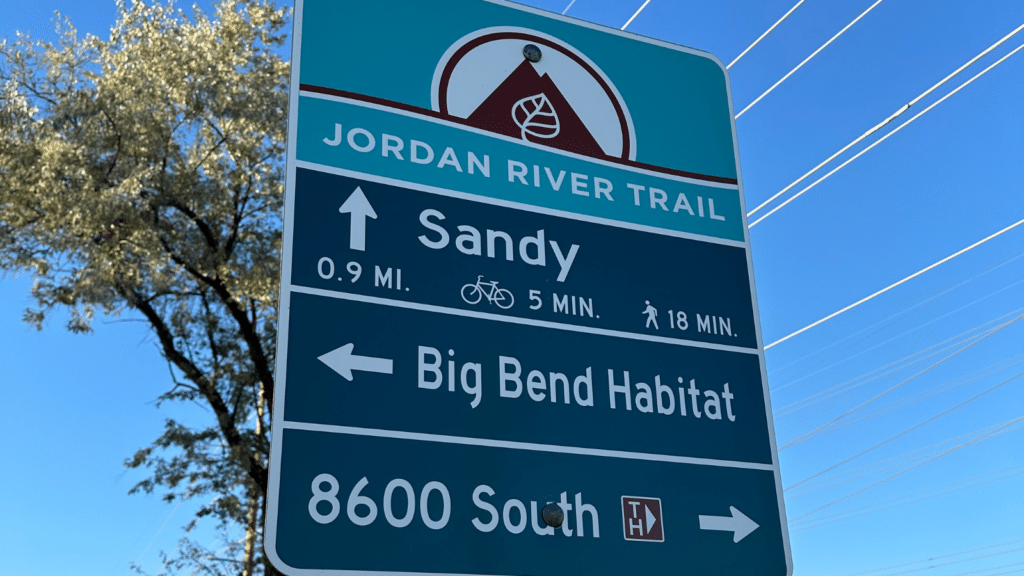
[266,1,792,574]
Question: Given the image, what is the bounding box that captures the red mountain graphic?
[465,60,606,158]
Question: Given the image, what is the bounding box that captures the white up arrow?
[698,506,759,543]
[338,187,377,251]
[317,343,393,382]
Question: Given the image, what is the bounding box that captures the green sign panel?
[266,1,792,575]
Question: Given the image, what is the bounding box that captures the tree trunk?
[248,380,268,576]
[241,485,259,576]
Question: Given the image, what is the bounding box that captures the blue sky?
[1,1,1022,575]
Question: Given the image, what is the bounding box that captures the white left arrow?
[698,506,759,543]
[338,187,377,251]
[317,343,393,382]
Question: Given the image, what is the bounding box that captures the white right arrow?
[698,506,759,543]
[338,187,377,251]
[317,343,393,382]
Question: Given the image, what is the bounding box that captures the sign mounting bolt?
[523,44,542,62]
[541,502,564,527]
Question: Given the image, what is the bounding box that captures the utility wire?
[561,0,576,15]
[786,405,1024,500]
[779,313,1024,450]
[735,0,886,118]
[789,416,1024,521]
[792,449,964,500]
[769,252,1024,377]
[777,327,991,415]
[132,500,184,568]
[785,370,1024,489]
[750,40,1024,228]
[792,465,1024,530]
[835,538,1024,576]
[789,423,1024,497]
[772,280,1024,397]
[728,0,805,69]
[621,0,651,30]
[776,309,1024,419]
[817,354,1024,436]
[775,305,1024,414]
[871,549,1024,576]
[765,218,1024,349]
[794,423,1016,493]
[748,22,1024,218]
[951,564,1024,576]
[192,536,248,576]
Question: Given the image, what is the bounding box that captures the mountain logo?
[432,27,635,161]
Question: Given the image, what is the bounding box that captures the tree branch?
[120,283,268,495]
[155,195,221,254]
[156,236,277,413]
[99,107,122,180]
[224,181,250,258]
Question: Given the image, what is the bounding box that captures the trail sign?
[266,1,792,575]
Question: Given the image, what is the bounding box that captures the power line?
[191,536,248,576]
[768,252,1024,377]
[789,415,1024,521]
[788,423,1024,498]
[792,465,1024,530]
[748,22,1024,218]
[621,0,651,30]
[772,281,1024,398]
[735,0,886,118]
[750,40,1024,228]
[817,353,1024,437]
[873,548,1024,576]
[950,564,1024,576]
[785,369,1024,489]
[727,0,805,69]
[779,313,1024,450]
[765,218,1024,349]
[774,304,1024,414]
[794,422,1018,494]
[834,537,1024,576]
[561,0,576,15]
[132,500,184,568]
[952,565,1024,576]
[776,327,991,415]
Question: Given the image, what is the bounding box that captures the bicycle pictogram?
[461,275,514,309]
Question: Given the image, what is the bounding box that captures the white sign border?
[265,2,793,576]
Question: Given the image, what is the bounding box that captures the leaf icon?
[512,93,561,141]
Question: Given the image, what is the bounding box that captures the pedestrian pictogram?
[622,496,664,542]
[643,300,659,329]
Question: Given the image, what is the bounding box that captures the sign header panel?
[267,1,791,575]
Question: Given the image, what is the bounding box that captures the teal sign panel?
[266,2,792,575]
